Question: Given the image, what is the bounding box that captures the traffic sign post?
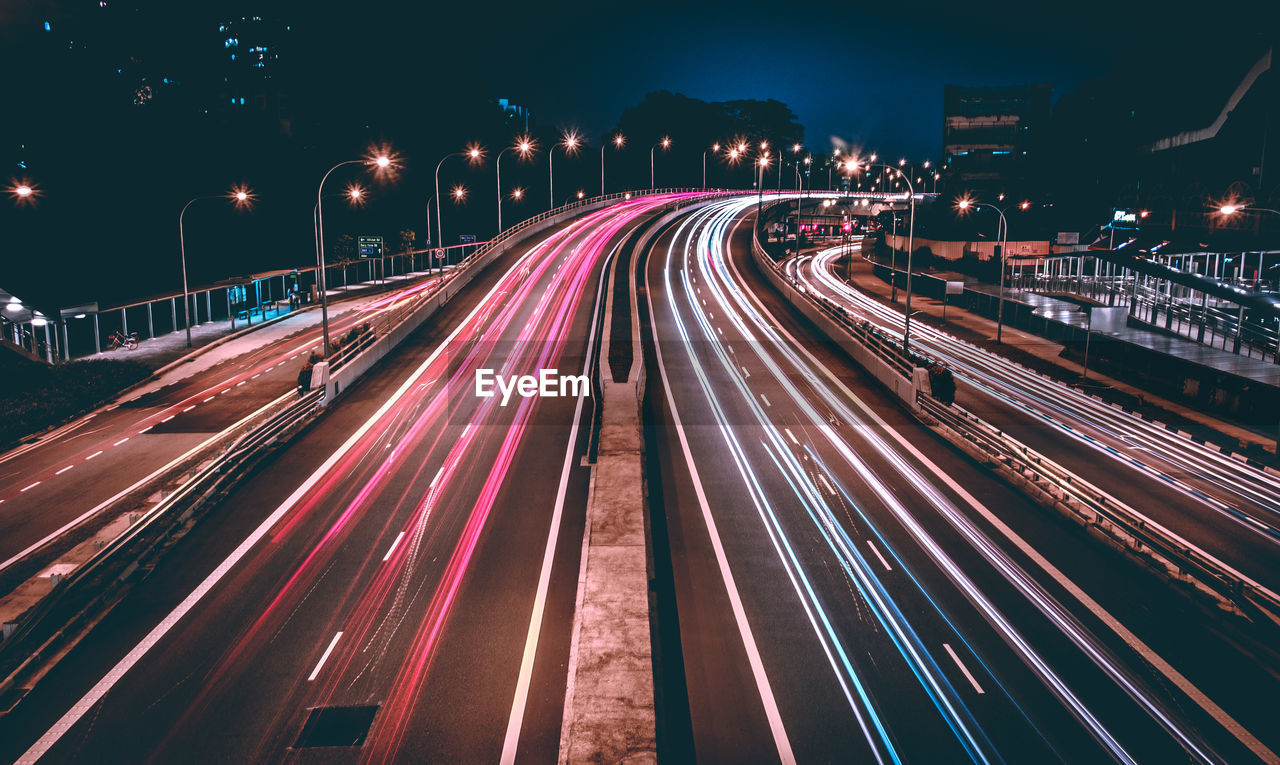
[358,236,384,258]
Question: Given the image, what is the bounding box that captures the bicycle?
[108,331,139,351]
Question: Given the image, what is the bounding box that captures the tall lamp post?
[857,160,918,355]
[316,152,393,358]
[958,197,1027,343]
[179,187,252,347]
[550,131,581,209]
[702,142,721,189]
[435,144,484,258]
[497,136,535,234]
[602,134,624,195]
[651,136,671,189]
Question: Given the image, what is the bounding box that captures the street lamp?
[550,131,581,209]
[651,136,671,189]
[435,143,484,256]
[957,195,1024,343]
[703,142,721,189]
[497,135,536,233]
[603,134,624,195]
[178,186,253,348]
[857,161,919,355]
[315,150,395,358]
[8,179,38,206]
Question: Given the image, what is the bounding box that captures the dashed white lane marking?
[308,632,344,682]
[182,406,195,413]
[383,531,406,563]
[716,327,723,335]
[866,540,893,572]
[943,643,985,694]
[160,415,175,423]
[138,426,152,434]
[785,428,799,446]
[251,374,260,380]
[760,393,771,407]
[817,473,836,495]
[55,465,74,476]
[236,381,246,387]
[114,438,130,446]
[86,451,103,461]
[203,396,216,403]
[430,466,444,488]
[741,366,750,378]
[21,482,40,492]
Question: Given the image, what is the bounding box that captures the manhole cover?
[293,704,379,748]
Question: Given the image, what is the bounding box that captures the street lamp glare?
[375,155,391,168]
[577,190,585,199]
[712,142,721,152]
[16,185,32,197]
[792,143,802,152]
[1219,204,1239,215]
[661,136,671,148]
[452,184,467,201]
[1020,200,1031,210]
[614,134,625,147]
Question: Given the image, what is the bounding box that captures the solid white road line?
[866,540,893,572]
[501,225,623,765]
[382,532,406,563]
[943,643,985,695]
[308,632,343,681]
[729,234,1279,764]
[19,243,525,763]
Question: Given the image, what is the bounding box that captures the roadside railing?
[0,386,325,700]
[917,391,1280,626]
[751,209,1280,629]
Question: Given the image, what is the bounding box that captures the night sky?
[3,0,1260,159]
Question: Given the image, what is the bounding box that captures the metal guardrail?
[917,391,1280,626]
[751,213,1280,629]
[0,386,325,701]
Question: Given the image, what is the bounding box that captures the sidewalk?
[81,270,437,374]
[842,254,1278,459]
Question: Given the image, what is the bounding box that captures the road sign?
[358,235,384,258]
[458,234,477,244]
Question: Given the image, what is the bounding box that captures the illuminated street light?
[315,147,400,357]
[511,187,525,201]
[577,190,585,200]
[435,143,485,256]
[179,186,255,348]
[703,142,722,189]
[651,136,671,189]
[549,130,581,208]
[8,179,39,206]
[602,134,625,195]
[497,135,537,233]
[956,194,1026,343]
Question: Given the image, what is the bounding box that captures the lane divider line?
[382,532,406,563]
[943,643,985,695]
[308,632,343,681]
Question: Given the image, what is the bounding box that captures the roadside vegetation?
[0,353,150,450]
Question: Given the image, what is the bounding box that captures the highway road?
[0,194,695,763]
[639,197,1279,763]
[0,276,444,587]
[787,242,1280,597]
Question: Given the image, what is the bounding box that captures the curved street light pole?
[863,162,917,355]
[650,138,670,190]
[315,159,366,358]
[964,201,1011,342]
[178,195,223,348]
[496,147,513,234]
